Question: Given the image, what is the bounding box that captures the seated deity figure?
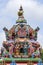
[3,34,14,52]
[3,41,9,51]
[32,47,40,58]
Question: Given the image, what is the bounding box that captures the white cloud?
[0,16,15,33]
[4,0,43,21]
[0,0,43,21]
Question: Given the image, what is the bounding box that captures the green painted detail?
[16,19,26,23]
[0,58,40,63]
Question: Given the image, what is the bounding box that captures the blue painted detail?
[37,63,43,65]
[9,54,16,65]
[10,61,16,65]
[37,59,43,65]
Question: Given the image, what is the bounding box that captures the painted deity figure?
[28,28,34,40]
[9,44,14,56]
[15,43,20,56]
[28,43,34,57]
[34,27,40,41]
[3,27,9,40]
[32,47,40,58]
[23,43,28,55]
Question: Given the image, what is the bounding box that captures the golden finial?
[18,6,23,16]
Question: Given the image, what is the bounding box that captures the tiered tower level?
[2,6,41,58]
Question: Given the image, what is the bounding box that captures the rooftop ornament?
[16,6,27,23]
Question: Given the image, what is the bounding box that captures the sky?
[0,0,43,48]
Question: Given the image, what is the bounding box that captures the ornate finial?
[16,6,27,23]
[18,6,23,16]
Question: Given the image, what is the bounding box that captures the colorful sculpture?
[2,6,41,59]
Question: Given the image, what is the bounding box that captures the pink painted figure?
[29,43,34,54]
[9,44,14,55]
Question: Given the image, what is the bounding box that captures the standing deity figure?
[28,43,34,57]
[15,43,20,56]
[34,27,40,41]
[23,43,28,55]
